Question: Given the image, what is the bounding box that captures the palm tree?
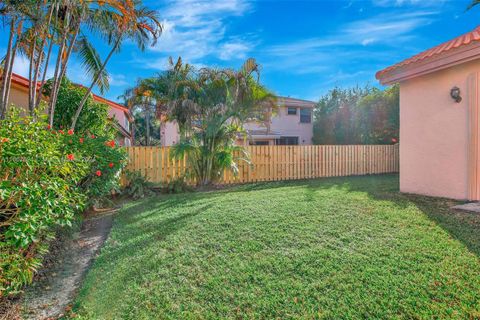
[0,0,26,119]
[70,1,162,130]
[121,78,161,146]
[165,58,277,185]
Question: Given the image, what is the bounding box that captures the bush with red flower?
[0,104,126,295]
[0,110,89,296]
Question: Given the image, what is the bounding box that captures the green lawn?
[73,175,480,319]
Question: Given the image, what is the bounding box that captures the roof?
[277,96,316,108]
[9,72,132,120]
[376,26,480,85]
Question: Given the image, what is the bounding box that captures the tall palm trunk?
[30,3,55,114]
[35,37,54,110]
[145,103,151,146]
[0,18,17,119]
[2,41,19,119]
[49,21,80,125]
[70,37,121,130]
[28,41,37,115]
[48,33,67,124]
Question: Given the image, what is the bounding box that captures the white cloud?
[11,55,30,77]
[147,0,254,65]
[262,10,436,75]
[108,73,129,87]
[372,0,447,7]
[219,39,253,60]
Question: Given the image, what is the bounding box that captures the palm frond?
[76,35,109,94]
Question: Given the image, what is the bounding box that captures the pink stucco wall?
[399,59,480,200]
[160,121,180,146]
[244,106,313,145]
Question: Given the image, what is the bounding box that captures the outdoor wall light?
[450,86,462,103]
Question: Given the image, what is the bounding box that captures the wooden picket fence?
[123,144,399,185]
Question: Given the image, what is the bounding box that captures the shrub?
[122,171,155,199]
[0,111,88,296]
[43,78,116,138]
[64,133,127,207]
[0,109,127,295]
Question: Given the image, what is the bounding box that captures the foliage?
[0,0,162,127]
[122,171,155,199]
[43,78,116,138]
[0,111,88,296]
[73,175,480,319]
[161,57,275,185]
[64,133,127,207]
[163,177,192,194]
[131,111,161,146]
[0,108,126,296]
[313,85,399,145]
[121,77,163,146]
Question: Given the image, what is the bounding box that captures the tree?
[0,0,161,125]
[0,0,25,119]
[70,2,162,130]
[162,58,276,186]
[42,77,116,138]
[121,77,166,146]
[312,85,399,145]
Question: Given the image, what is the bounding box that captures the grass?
[73,174,480,319]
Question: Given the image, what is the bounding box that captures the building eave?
[377,41,480,85]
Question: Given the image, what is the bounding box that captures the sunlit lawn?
[73,174,480,319]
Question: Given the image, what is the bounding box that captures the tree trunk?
[70,37,121,130]
[49,20,80,125]
[0,18,16,119]
[28,40,37,115]
[31,3,55,113]
[48,35,67,124]
[145,103,151,146]
[48,3,70,125]
[35,37,54,110]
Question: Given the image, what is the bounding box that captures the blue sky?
[2,0,480,103]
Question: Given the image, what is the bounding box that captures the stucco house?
[376,26,480,201]
[160,96,315,146]
[5,72,133,146]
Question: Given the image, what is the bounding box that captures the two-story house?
[4,72,133,146]
[160,96,315,146]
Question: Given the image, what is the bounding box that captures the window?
[287,107,297,115]
[275,136,299,145]
[250,140,270,146]
[300,108,311,123]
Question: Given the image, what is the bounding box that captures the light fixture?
[450,86,462,103]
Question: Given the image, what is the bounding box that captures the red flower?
[391,138,398,143]
[96,170,102,177]
[106,140,115,148]
[109,162,114,168]
[67,154,74,161]
[67,129,74,135]
[1,138,9,143]
[91,134,95,139]
[79,138,84,144]
[59,130,64,134]
[47,125,51,130]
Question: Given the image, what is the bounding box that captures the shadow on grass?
[315,175,480,258]
[119,173,480,259]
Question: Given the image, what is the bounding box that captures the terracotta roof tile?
[376,26,480,79]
